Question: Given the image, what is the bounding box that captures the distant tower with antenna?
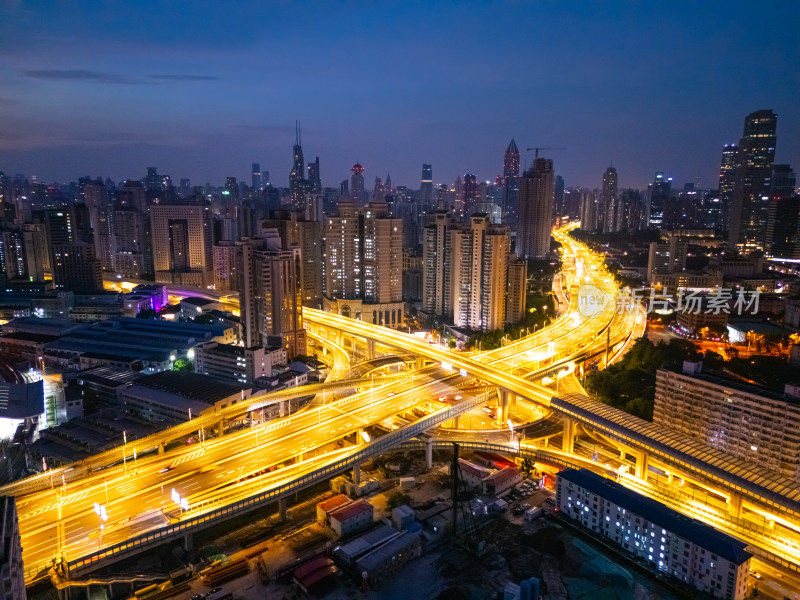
[289,120,308,210]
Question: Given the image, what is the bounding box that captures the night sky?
[1,1,798,190]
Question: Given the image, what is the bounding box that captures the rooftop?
[559,468,751,565]
[329,499,372,522]
[134,371,245,404]
[662,366,791,403]
[317,494,351,514]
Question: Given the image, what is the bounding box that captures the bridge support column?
[279,399,286,418]
[728,493,743,518]
[184,532,193,551]
[158,441,165,455]
[216,419,224,438]
[426,439,433,469]
[634,451,648,479]
[496,390,509,426]
[353,464,361,485]
[561,420,575,454]
[278,497,288,521]
[366,338,376,360]
[416,356,425,369]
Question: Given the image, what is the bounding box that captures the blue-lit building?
[556,469,750,600]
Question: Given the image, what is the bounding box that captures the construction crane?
[526,146,566,159]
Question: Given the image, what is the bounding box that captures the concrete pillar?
[216,420,224,438]
[366,338,376,360]
[496,390,509,425]
[728,493,743,518]
[426,439,433,469]
[353,464,361,485]
[416,356,425,369]
[184,532,193,551]
[279,399,286,418]
[158,441,165,455]
[561,419,575,454]
[634,451,648,479]
[278,497,287,521]
[509,392,517,412]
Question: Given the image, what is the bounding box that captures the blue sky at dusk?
[1,1,798,190]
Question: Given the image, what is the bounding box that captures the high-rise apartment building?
[262,210,324,308]
[655,363,800,484]
[422,211,451,317]
[449,214,511,331]
[601,167,618,233]
[322,200,404,327]
[52,242,102,293]
[462,174,479,215]
[517,158,554,259]
[647,237,688,284]
[505,255,527,325]
[113,208,146,278]
[728,110,778,252]
[151,203,213,288]
[237,230,306,358]
[83,180,114,271]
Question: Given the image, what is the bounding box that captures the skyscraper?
[252,163,262,191]
[463,174,478,214]
[503,139,520,221]
[728,109,777,252]
[151,203,213,287]
[766,165,798,258]
[237,230,306,358]
[503,139,520,178]
[647,172,672,228]
[307,157,321,194]
[350,163,366,205]
[517,158,554,259]
[289,121,307,211]
[718,144,738,231]
[601,167,618,233]
[420,164,433,205]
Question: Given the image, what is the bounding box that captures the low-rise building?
[355,531,422,586]
[328,500,374,538]
[556,469,750,600]
[120,371,250,424]
[482,466,523,496]
[316,494,351,525]
[195,342,284,385]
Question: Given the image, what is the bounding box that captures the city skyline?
[1,2,798,189]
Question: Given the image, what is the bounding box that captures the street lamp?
[123,431,127,474]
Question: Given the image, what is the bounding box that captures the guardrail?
[5,375,406,498]
[64,391,493,578]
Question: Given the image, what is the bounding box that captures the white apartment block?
[557,469,750,600]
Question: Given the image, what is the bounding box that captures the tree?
[447,339,456,350]
[172,358,193,373]
[386,491,412,511]
[520,456,536,477]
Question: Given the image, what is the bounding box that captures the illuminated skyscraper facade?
[517,158,554,259]
[728,109,778,252]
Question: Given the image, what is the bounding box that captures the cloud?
[23,69,140,84]
[149,74,219,81]
[22,70,219,85]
